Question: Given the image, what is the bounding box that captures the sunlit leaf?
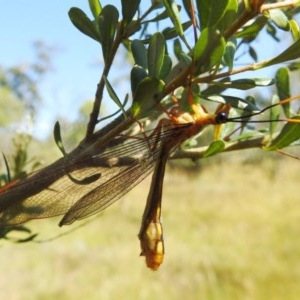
[223,38,237,71]
[196,0,229,30]
[212,78,275,90]
[290,19,300,40]
[148,32,165,78]
[162,0,183,37]
[268,9,290,31]
[203,140,225,157]
[264,117,300,150]
[235,15,268,40]
[257,38,300,69]
[269,95,281,137]
[217,0,238,33]
[68,7,101,42]
[132,77,165,118]
[275,67,291,117]
[204,95,260,112]
[88,0,102,20]
[194,28,226,74]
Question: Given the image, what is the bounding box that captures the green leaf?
[203,95,260,112]
[159,54,172,79]
[217,0,238,33]
[203,140,225,157]
[275,67,291,117]
[249,46,258,62]
[223,38,237,71]
[53,121,67,156]
[68,7,101,42]
[257,38,300,69]
[121,0,140,24]
[268,9,290,31]
[131,40,148,68]
[235,15,268,40]
[103,76,126,115]
[173,38,183,61]
[130,66,148,96]
[194,28,226,74]
[212,78,275,90]
[290,19,300,41]
[98,5,119,63]
[201,77,231,95]
[162,0,183,37]
[148,32,166,78]
[131,77,165,118]
[165,56,191,84]
[161,21,192,40]
[88,0,102,20]
[196,0,229,30]
[264,117,300,150]
[266,22,279,42]
[269,95,281,137]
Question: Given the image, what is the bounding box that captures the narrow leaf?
[235,15,268,39]
[265,117,300,150]
[290,19,300,41]
[148,32,165,78]
[257,38,300,69]
[275,67,291,117]
[203,140,225,157]
[103,76,126,115]
[204,95,260,112]
[159,54,172,80]
[223,38,237,71]
[53,121,67,156]
[212,78,275,90]
[269,95,280,137]
[88,0,102,20]
[162,0,183,36]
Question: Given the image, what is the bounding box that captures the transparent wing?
[0,123,190,226]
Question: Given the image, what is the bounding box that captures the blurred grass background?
[1,151,300,300]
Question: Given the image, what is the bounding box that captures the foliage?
[65,0,300,154]
[1,0,300,250]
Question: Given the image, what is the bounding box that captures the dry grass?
[1,154,300,300]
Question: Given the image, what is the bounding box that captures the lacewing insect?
[0,95,300,270]
[138,95,300,270]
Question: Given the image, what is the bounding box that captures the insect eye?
[215,112,228,124]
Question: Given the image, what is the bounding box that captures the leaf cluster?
[66,0,300,157]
